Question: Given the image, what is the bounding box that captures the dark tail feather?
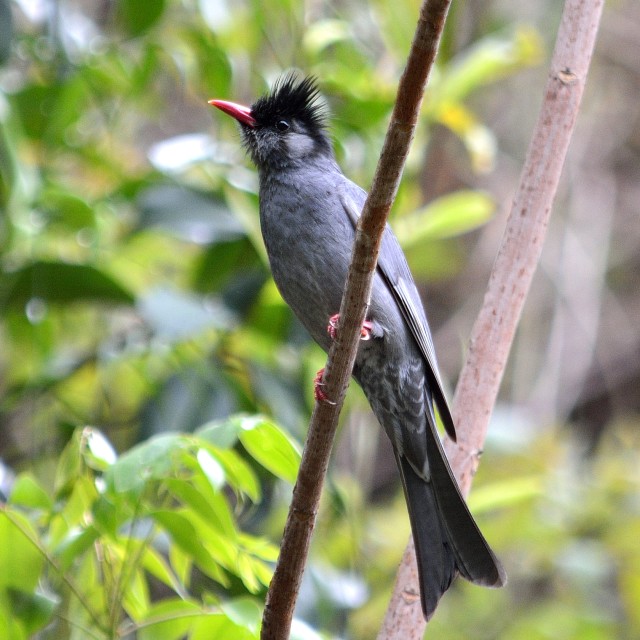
[398,454,456,620]
[397,429,506,620]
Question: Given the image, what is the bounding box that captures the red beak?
[208,99,257,128]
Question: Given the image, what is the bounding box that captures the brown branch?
[260,1,452,638]
[377,0,605,637]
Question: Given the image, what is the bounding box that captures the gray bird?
[210,74,506,620]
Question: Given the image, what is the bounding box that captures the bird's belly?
[262,212,353,350]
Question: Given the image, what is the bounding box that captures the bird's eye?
[275,120,290,132]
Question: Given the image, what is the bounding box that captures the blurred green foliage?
[0,0,637,638]
[2,418,297,638]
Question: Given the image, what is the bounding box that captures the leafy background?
[0,0,639,638]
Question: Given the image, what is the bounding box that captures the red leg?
[313,367,335,405]
[327,313,373,341]
[360,320,374,340]
[327,314,340,340]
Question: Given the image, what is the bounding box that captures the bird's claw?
[327,313,373,341]
[327,314,340,340]
[313,368,336,405]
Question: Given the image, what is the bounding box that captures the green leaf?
[164,477,237,539]
[197,419,242,449]
[206,448,261,502]
[106,433,184,495]
[427,27,544,108]
[140,546,185,596]
[137,599,203,640]
[237,417,301,483]
[53,429,84,497]
[151,510,229,586]
[201,415,301,483]
[6,588,58,637]
[11,84,60,140]
[191,613,256,640]
[220,597,261,634]
[0,601,25,640]
[169,544,192,588]
[116,0,166,37]
[0,511,44,592]
[53,525,100,571]
[121,567,150,622]
[39,188,96,231]
[394,191,495,248]
[468,476,544,512]
[238,533,279,562]
[0,261,135,309]
[8,474,52,511]
[50,476,99,542]
[92,496,119,537]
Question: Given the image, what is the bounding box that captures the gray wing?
[340,186,457,441]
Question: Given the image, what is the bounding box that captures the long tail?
[396,426,506,620]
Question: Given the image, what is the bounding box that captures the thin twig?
[260,1,452,638]
[378,0,605,637]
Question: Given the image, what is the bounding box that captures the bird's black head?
[210,74,333,172]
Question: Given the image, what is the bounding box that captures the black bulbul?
[210,74,506,620]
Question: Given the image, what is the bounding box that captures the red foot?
[327,313,373,341]
[313,368,335,405]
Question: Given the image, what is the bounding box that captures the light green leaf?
[191,613,256,640]
[197,419,241,449]
[106,434,184,495]
[121,567,150,622]
[8,474,52,511]
[164,477,237,539]
[427,27,544,108]
[5,588,58,637]
[394,190,495,248]
[39,188,96,230]
[49,477,99,549]
[53,525,100,571]
[198,415,296,490]
[152,510,229,586]
[169,544,192,589]
[238,533,279,562]
[468,476,544,512]
[0,511,44,591]
[220,597,261,634]
[206,448,261,502]
[140,546,185,596]
[137,599,203,640]
[237,417,301,483]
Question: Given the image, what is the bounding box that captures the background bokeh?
[0,0,638,638]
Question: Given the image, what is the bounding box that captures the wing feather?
[340,191,457,441]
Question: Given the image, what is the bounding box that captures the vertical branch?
[377,0,604,638]
[261,1,452,638]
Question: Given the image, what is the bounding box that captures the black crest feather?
[251,73,327,133]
